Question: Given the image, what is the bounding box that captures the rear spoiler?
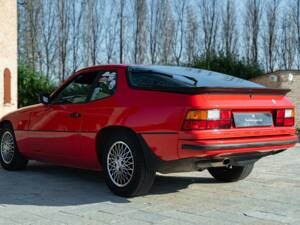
[131,86,291,95]
[187,87,291,95]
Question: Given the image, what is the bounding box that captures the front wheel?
[208,164,254,182]
[101,132,155,197]
[0,125,28,170]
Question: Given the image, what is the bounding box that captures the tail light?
[183,109,232,130]
[275,109,295,127]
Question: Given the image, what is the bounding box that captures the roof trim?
[75,64,129,73]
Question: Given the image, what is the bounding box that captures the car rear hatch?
[127,65,297,158]
[182,87,296,137]
[178,87,297,159]
[177,86,297,156]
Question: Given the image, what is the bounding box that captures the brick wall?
[0,0,18,117]
[251,71,300,128]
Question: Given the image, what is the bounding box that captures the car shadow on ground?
[0,162,217,206]
[150,174,216,195]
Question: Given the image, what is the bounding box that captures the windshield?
[127,65,264,90]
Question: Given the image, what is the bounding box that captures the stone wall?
[251,71,300,128]
[0,0,18,117]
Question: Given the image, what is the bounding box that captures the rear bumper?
[182,139,297,151]
[140,127,297,160]
[138,133,295,173]
[178,134,297,159]
[156,150,286,173]
[140,131,297,161]
[138,132,297,173]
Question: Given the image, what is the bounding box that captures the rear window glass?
[127,65,264,90]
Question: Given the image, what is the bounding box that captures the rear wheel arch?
[96,126,140,159]
[96,126,156,196]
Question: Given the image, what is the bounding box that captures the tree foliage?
[18,0,300,78]
[18,64,56,107]
[190,53,264,80]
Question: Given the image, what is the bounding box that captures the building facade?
[251,70,300,128]
[0,0,18,117]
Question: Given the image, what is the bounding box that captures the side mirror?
[39,93,50,104]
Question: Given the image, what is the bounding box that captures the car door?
[27,71,99,163]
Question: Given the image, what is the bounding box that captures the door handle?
[69,112,81,118]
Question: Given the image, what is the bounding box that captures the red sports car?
[0,65,297,197]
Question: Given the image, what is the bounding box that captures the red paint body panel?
[0,65,297,171]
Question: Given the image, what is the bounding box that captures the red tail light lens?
[275,109,295,127]
[183,120,207,130]
[183,109,232,130]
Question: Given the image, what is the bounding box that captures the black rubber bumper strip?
[140,132,177,135]
[182,139,298,151]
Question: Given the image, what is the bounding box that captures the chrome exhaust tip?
[223,158,231,166]
[196,158,232,169]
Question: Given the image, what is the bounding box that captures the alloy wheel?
[107,141,135,187]
[1,131,15,164]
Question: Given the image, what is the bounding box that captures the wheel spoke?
[1,131,15,164]
[107,141,135,187]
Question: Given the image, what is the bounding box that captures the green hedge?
[18,64,56,107]
[190,53,264,80]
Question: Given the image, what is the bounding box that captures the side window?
[90,71,117,101]
[51,73,97,104]
[128,72,188,89]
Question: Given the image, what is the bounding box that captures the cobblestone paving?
[0,145,299,225]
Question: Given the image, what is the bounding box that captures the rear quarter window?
[127,66,264,90]
[128,72,191,89]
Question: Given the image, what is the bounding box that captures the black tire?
[101,131,155,197]
[0,123,28,170]
[208,164,254,182]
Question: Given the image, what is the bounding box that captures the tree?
[18,0,300,79]
[70,0,83,72]
[105,0,118,63]
[40,0,57,79]
[191,53,264,80]
[133,0,148,64]
[185,6,198,64]
[280,12,296,70]
[244,0,262,64]
[57,0,71,82]
[17,0,26,63]
[18,64,56,107]
[291,0,300,69]
[198,0,219,58]
[172,0,187,65]
[19,0,42,70]
[149,0,165,64]
[159,0,175,64]
[221,0,238,57]
[262,0,281,72]
[83,0,106,66]
[119,0,125,63]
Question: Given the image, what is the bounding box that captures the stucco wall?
[251,71,300,128]
[0,0,18,117]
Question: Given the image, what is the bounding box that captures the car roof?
[75,64,128,73]
[75,64,186,74]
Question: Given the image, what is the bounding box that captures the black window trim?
[126,67,290,96]
[126,68,204,95]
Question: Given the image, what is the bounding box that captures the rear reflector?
[275,109,295,127]
[183,109,231,130]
